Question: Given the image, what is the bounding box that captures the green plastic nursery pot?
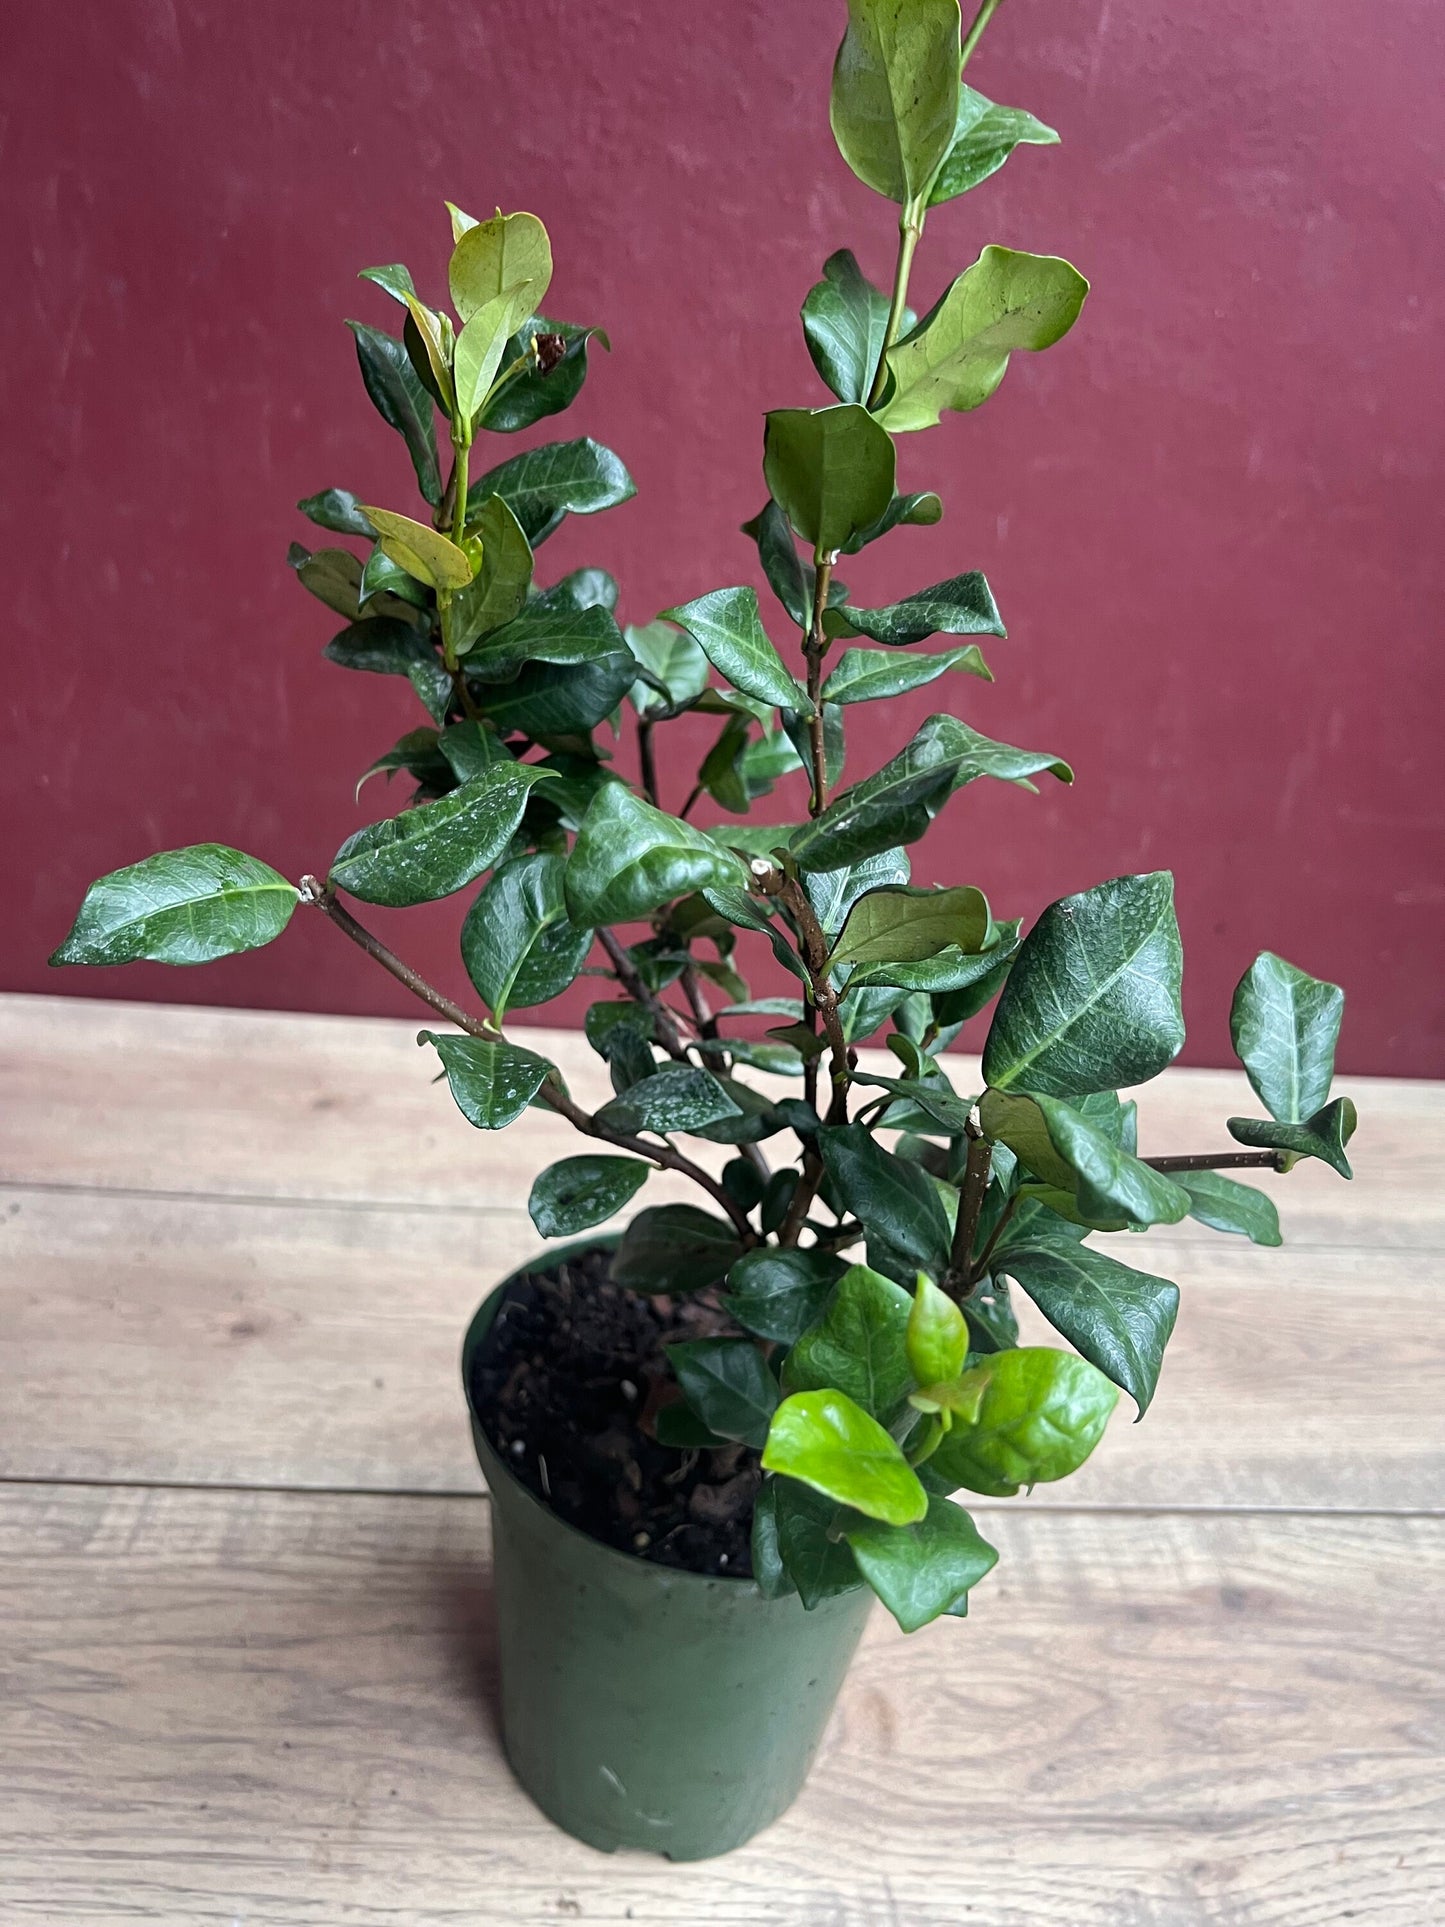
[461,1247,873,1861]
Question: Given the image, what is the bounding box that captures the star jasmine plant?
[51,0,1356,1633]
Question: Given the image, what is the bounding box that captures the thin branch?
[299,878,496,1037]
[638,718,659,808]
[780,878,850,1125]
[969,1190,1023,1286]
[1143,1150,1288,1174]
[944,1125,992,1299]
[960,0,1005,70]
[597,928,691,1061]
[803,556,835,818]
[679,782,703,820]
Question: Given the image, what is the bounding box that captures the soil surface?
[469,1245,761,1577]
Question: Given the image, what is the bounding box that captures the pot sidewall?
[463,1257,872,1860]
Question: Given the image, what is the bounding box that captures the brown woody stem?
[1143,1150,1288,1173]
[804,557,835,818]
[944,1126,992,1299]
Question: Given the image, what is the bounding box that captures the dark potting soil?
[469,1245,761,1578]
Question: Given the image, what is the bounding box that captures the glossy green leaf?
[527,1154,650,1237]
[461,852,590,1019]
[907,1274,968,1387]
[398,293,455,413]
[329,764,551,907]
[979,1089,1191,1228]
[357,262,417,305]
[818,1126,953,1278]
[804,847,911,937]
[750,1482,797,1599]
[355,727,453,800]
[847,1494,998,1632]
[611,1204,743,1292]
[50,846,297,967]
[878,246,1089,433]
[297,489,375,538]
[927,82,1060,205]
[475,652,637,739]
[852,1072,976,1137]
[792,713,1071,873]
[345,320,442,506]
[829,0,962,205]
[824,571,1004,646]
[466,592,626,681]
[1228,1099,1357,1181]
[831,883,991,972]
[849,926,1020,996]
[840,489,943,554]
[801,248,894,405]
[741,498,831,629]
[466,438,636,547]
[823,642,991,705]
[360,506,472,592]
[448,208,551,328]
[1177,1170,1283,1246]
[1000,1240,1180,1415]
[983,873,1186,1099]
[772,1479,861,1607]
[288,543,365,620]
[359,542,430,612]
[595,1065,742,1137]
[668,1338,780,1449]
[419,1032,552,1131]
[479,316,608,433]
[762,405,897,560]
[721,1247,847,1345]
[1230,951,1345,1124]
[565,786,744,926]
[626,620,709,718]
[764,1390,927,1525]
[453,286,526,424]
[783,1260,915,1422]
[322,616,452,726]
[660,585,812,714]
[927,1346,1119,1496]
[450,494,533,653]
[703,885,812,987]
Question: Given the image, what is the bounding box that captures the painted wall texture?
[4,1,1441,1074]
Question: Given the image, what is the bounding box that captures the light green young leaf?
[831,883,992,972]
[782,1260,915,1421]
[763,1389,928,1525]
[982,873,1185,1099]
[448,209,552,329]
[452,284,528,424]
[878,246,1089,433]
[906,1275,968,1387]
[359,506,473,592]
[802,249,895,404]
[660,586,813,714]
[829,0,962,205]
[50,847,297,968]
[927,83,1060,206]
[763,405,897,560]
[926,1347,1118,1495]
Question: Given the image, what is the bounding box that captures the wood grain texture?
[2,994,1433,1248]
[4,1183,1443,1508]
[2,1484,1439,1926]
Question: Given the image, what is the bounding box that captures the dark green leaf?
[782,1259,915,1421]
[478,317,608,434]
[668,1338,780,1449]
[847,1494,998,1632]
[829,0,962,205]
[1228,1099,1357,1180]
[595,1065,742,1137]
[750,1481,798,1599]
[763,1389,927,1525]
[1177,1171,1283,1246]
[355,727,453,800]
[849,927,1020,996]
[979,1088,1191,1228]
[772,1478,861,1608]
[527,1154,650,1237]
[437,720,513,783]
[475,652,637,738]
[345,319,442,505]
[419,1031,553,1131]
[698,714,752,814]
[763,404,897,559]
[831,883,991,971]
[1001,1240,1180,1415]
[822,642,991,705]
[983,873,1186,1099]
[824,571,1004,647]
[50,846,296,967]
[298,489,375,538]
[611,1204,743,1292]
[741,498,827,629]
[926,1346,1118,1496]
[722,1247,847,1345]
[927,82,1060,206]
[328,764,552,907]
[854,1072,976,1137]
[801,248,893,405]
[625,620,709,718]
[1230,950,1345,1124]
[323,616,452,725]
[466,437,635,547]
[566,786,743,926]
[289,543,365,620]
[817,1126,953,1277]
[805,847,911,938]
[660,585,812,714]
[467,595,628,681]
[461,852,591,1018]
[358,262,417,305]
[655,1402,728,1450]
[839,490,944,554]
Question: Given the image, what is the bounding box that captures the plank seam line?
[0,1178,1423,1252]
[1,1474,1440,1519]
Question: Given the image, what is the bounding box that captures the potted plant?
[51,0,1356,1864]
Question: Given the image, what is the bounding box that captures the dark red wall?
[5,1,1442,1074]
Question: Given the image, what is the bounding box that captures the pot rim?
[461,1232,764,1594]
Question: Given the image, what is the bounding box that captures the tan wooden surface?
[2,992,1442,1923]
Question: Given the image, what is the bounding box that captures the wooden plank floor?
[2,993,1442,1924]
